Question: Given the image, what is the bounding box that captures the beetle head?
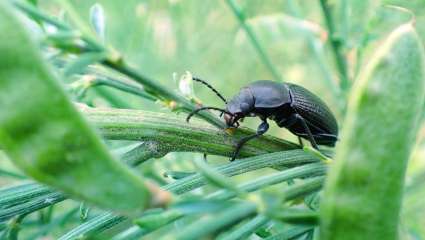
[224,112,242,128]
[224,87,254,128]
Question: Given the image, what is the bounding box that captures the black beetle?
[186,78,338,160]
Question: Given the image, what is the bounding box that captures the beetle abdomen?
[287,83,339,138]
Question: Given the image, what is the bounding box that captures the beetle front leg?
[231,120,269,161]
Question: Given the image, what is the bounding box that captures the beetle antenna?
[192,77,228,104]
[186,107,233,122]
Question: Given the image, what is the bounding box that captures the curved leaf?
[0,2,169,214]
[320,23,425,240]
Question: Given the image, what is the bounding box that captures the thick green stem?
[81,106,298,158]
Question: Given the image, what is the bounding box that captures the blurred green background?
[1,0,425,239]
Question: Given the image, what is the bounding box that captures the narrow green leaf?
[0,2,169,213]
[321,24,425,240]
[169,202,257,240]
[0,183,53,210]
[58,212,126,240]
[63,52,107,76]
[60,158,324,239]
[163,171,195,180]
[269,208,319,225]
[134,209,181,230]
[193,158,244,195]
[264,226,312,240]
[218,215,269,240]
[0,192,66,223]
[225,0,282,82]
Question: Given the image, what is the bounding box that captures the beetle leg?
[294,114,319,150]
[231,120,269,161]
[298,137,304,147]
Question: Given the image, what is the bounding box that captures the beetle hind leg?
[297,137,304,148]
[294,113,319,150]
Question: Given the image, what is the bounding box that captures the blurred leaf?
[336,0,382,48]
[264,225,312,240]
[169,202,257,240]
[218,215,269,240]
[134,209,181,230]
[321,24,425,240]
[0,2,168,214]
[64,52,107,76]
[269,208,319,225]
[163,170,195,180]
[245,13,326,43]
[193,158,244,196]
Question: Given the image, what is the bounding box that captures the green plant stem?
[90,76,157,101]
[208,162,325,200]
[225,0,282,82]
[218,215,269,240]
[167,177,324,240]
[111,226,147,240]
[0,169,25,179]
[93,87,133,108]
[270,208,319,225]
[286,1,342,112]
[82,106,298,158]
[57,155,322,239]
[27,207,80,240]
[102,60,225,128]
[119,141,168,166]
[14,1,225,128]
[13,1,70,31]
[319,0,349,92]
[264,225,313,240]
[134,163,326,239]
[164,150,319,194]
[0,192,66,223]
[3,214,27,240]
[172,202,257,240]
[0,183,54,210]
[58,212,126,240]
